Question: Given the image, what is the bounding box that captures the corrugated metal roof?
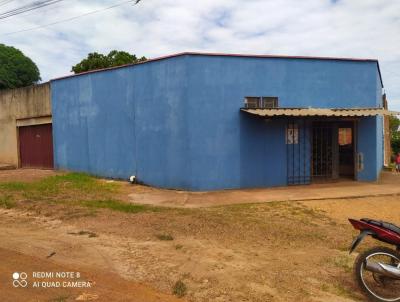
[241,108,399,117]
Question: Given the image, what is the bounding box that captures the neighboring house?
[50,52,395,191]
[0,83,53,169]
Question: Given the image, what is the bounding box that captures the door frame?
[16,118,54,169]
[16,116,52,168]
[336,120,357,180]
[311,118,358,182]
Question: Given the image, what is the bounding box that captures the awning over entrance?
[241,108,399,117]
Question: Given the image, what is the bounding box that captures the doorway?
[311,121,355,181]
[18,123,54,169]
[338,122,355,179]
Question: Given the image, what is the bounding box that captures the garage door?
[18,124,54,169]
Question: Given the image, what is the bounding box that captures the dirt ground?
[0,168,61,182]
[0,246,181,302]
[0,169,399,302]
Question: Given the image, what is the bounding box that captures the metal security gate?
[311,121,356,181]
[286,119,311,185]
[311,122,338,181]
[18,123,54,169]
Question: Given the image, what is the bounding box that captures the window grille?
[244,97,261,108]
[262,97,278,108]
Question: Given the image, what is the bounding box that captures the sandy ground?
[0,246,181,302]
[302,195,400,222]
[0,169,399,301]
[0,208,184,302]
[0,204,358,302]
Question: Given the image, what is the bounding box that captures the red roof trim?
[51,52,383,86]
[51,52,187,81]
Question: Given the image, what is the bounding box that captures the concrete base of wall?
[0,164,17,170]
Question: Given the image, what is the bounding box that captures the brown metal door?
[18,124,54,169]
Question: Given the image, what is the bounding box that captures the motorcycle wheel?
[354,246,400,302]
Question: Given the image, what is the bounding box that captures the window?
[244,96,278,108]
[262,97,278,108]
[244,97,261,108]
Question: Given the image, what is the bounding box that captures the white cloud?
[1,0,399,109]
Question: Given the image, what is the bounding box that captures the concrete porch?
[127,171,400,208]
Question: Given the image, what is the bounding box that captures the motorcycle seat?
[361,218,400,235]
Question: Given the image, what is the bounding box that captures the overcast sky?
[1,0,399,110]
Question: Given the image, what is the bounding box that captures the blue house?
[50,52,392,191]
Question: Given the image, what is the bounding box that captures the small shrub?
[173,280,187,298]
[0,195,15,209]
[50,295,69,302]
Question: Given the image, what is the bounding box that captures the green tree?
[0,44,41,90]
[390,115,400,155]
[71,50,147,74]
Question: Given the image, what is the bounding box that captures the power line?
[2,0,66,19]
[0,0,66,20]
[0,0,16,8]
[1,0,140,36]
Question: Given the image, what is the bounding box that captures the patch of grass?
[331,254,353,273]
[331,282,357,299]
[81,199,162,213]
[156,234,174,241]
[0,195,15,209]
[175,244,183,250]
[0,173,118,199]
[336,244,351,252]
[320,283,330,292]
[0,182,28,191]
[52,173,118,192]
[297,287,311,298]
[172,280,187,298]
[0,173,166,214]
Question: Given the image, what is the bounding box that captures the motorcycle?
[349,218,400,302]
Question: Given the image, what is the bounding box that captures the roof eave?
[50,51,382,82]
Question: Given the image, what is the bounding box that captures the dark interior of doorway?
[312,121,355,182]
[338,122,355,178]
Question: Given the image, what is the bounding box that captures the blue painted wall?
[52,68,137,179]
[51,54,383,190]
[52,56,189,184]
[357,116,384,181]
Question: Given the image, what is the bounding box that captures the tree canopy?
[390,115,400,155]
[71,50,147,74]
[0,44,41,90]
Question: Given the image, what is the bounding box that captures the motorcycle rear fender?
[349,230,375,254]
